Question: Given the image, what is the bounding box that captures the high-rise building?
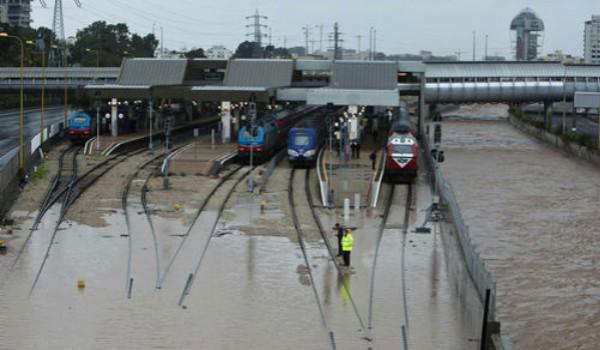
[510,8,544,61]
[0,0,31,27]
[584,15,600,64]
[0,4,9,24]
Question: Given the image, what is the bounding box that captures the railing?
[316,147,329,207]
[422,137,513,350]
[369,148,386,208]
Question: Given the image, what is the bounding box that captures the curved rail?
[177,167,252,306]
[303,169,371,343]
[289,169,336,350]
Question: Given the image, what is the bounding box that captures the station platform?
[323,133,384,208]
[169,140,236,176]
[82,116,220,156]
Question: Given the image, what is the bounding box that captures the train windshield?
[293,133,310,146]
[392,144,412,154]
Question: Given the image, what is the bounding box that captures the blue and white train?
[287,111,327,167]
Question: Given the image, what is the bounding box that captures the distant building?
[206,46,232,60]
[0,4,8,24]
[510,8,544,60]
[484,55,506,61]
[584,15,600,64]
[0,0,31,27]
[287,46,307,58]
[540,50,583,64]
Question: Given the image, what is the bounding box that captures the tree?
[185,48,206,58]
[69,21,157,67]
[233,41,262,58]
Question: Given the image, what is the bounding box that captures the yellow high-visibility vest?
[341,233,353,252]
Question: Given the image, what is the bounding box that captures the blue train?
[238,106,314,164]
[287,111,327,167]
[67,112,95,143]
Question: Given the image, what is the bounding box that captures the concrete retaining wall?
[509,115,600,166]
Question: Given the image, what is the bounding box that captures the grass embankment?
[510,107,597,150]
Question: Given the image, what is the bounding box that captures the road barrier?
[0,119,65,218]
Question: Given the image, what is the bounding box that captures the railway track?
[177,166,252,307]
[7,145,78,273]
[28,145,80,295]
[24,147,149,295]
[366,183,413,348]
[288,168,337,350]
[157,163,242,289]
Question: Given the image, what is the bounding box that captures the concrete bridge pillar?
[544,101,553,131]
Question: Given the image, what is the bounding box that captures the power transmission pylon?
[245,9,268,47]
[39,0,82,66]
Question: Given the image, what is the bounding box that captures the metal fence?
[422,138,497,322]
[0,119,65,206]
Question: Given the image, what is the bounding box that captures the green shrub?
[30,164,48,182]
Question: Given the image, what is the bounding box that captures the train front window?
[294,133,310,146]
[392,144,412,154]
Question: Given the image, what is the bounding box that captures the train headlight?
[288,149,299,157]
[303,149,316,157]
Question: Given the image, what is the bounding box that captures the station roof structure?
[82,58,600,105]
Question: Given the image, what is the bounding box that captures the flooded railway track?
[288,168,338,349]
[177,165,252,307]
[7,145,78,273]
[157,162,242,289]
[22,147,149,294]
[367,183,412,348]
[28,145,80,294]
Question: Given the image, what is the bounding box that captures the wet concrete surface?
[1,138,483,349]
[441,104,600,349]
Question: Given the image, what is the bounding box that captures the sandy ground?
[441,104,600,349]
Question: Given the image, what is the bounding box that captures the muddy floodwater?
[0,138,483,349]
[441,104,600,349]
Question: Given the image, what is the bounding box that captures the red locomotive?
[385,103,418,182]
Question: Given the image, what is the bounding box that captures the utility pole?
[331,22,343,61]
[268,27,272,46]
[302,25,311,55]
[484,34,488,60]
[472,30,476,61]
[246,9,268,47]
[283,36,287,49]
[455,50,465,61]
[317,24,324,53]
[160,27,164,58]
[369,27,373,60]
[356,35,363,58]
[373,29,377,60]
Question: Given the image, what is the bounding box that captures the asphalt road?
[0,106,69,159]
[528,112,599,141]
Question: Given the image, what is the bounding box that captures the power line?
[245,9,268,47]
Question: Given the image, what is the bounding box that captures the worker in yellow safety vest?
[341,229,353,267]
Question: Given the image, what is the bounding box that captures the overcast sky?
[31,0,600,59]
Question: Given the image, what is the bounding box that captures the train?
[67,112,95,143]
[287,110,328,167]
[385,103,418,182]
[238,105,316,164]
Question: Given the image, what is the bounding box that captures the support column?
[221,101,231,144]
[418,73,427,139]
[572,104,577,132]
[110,98,118,137]
[543,101,553,131]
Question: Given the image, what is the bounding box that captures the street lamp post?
[85,48,100,68]
[95,90,102,152]
[0,33,25,175]
[247,100,257,192]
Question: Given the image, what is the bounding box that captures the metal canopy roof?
[331,61,397,90]
[224,59,293,87]
[118,58,187,86]
[425,61,566,78]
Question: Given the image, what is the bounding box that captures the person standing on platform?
[333,223,344,256]
[341,229,354,267]
[370,151,377,170]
